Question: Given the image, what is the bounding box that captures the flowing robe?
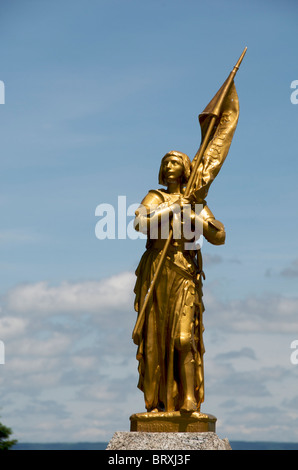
[133,188,220,412]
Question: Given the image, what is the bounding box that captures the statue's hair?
[158,150,191,186]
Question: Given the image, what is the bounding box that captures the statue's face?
[162,156,184,183]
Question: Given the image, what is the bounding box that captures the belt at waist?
[148,239,189,251]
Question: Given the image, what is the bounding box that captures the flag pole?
[132,47,247,344]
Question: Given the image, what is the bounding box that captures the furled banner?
[192,80,239,202]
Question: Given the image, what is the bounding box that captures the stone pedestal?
[130,411,216,433]
[106,411,231,450]
[106,431,231,450]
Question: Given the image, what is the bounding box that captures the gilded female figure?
[133,150,225,413]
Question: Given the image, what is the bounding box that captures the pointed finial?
[234,47,247,71]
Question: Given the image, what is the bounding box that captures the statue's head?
[158,150,191,186]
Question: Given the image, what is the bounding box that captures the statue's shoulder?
[140,188,167,206]
[199,203,215,221]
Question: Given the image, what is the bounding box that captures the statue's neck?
[167,181,181,194]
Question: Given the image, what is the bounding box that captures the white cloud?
[203,289,298,334]
[0,316,27,338]
[10,332,71,358]
[1,271,298,443]
[3,272,135,315]
[4,271,297,336]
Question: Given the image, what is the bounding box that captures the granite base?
[106,431,231,450]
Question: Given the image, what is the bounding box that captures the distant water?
[12,442,108,450]
[230,441,298,450]
[12,441,298,450]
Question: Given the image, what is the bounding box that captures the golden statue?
[133,150,225,413]
[131,48,246,429]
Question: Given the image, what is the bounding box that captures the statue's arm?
[192,204,226,245]
[134,190,178,234]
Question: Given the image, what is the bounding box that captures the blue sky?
[0,0,298,444]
